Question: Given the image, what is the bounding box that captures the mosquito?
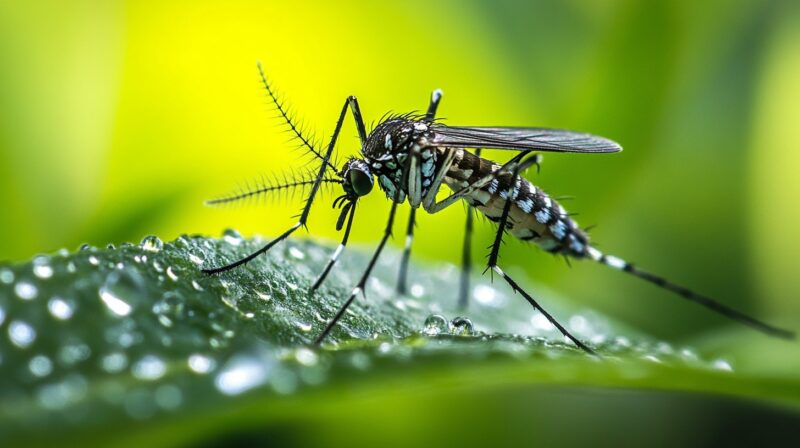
[203,63,795,355]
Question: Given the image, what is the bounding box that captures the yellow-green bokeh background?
[1,0,799,347]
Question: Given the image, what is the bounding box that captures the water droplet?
[215,355,270,395]
[36,374,88,410]
[188,354,216,374]
[101,352,128,373]
[222,229,243,246]
[14,281,38,300]
[294,348,318,366]
[132,355,167,381]
[569,315,589,334]
[106,243,116,250]
[99,271,143,317]
[59,342,91,365]
[32,257,53,279]
[712,359,733,372]
[140,235,164,252]
[29,355,54,378]
[450,316,475,336]
[155,384,183,410]
[48,296,75,320]
[296,321,313,333]
[473,284,499,306]
[8,320,36,348]
[79,243,92,251]
[88,255,100,266]
[0,268,14,284]
[410,284,425,298]
[66,261,77,273]
[288,247,305,260]
[188,253,204,265]
[166,266,178,281]
[422,314,449,336]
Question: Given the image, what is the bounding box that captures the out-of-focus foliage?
[1,236,798,447]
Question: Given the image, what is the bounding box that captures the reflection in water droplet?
[88,255,100,266]
[473,284,497,305]
[132,355,167,381]
[36,375,88,410]
[99,271,143,317]
[140,235,164,252]
[294,348,318,366]
[223,229,243,246]
[59,342,91,365]
[9,320,36,348]
[155,384,183,410]
[166,266,178,281]
[288,247,305,260]
[80,244,92,251]
[422,314,449,336]
[450,316,475,336]
[32,257,54,279]
[410,284,425,298]
[48,296,75,320]
[188,354,216,374]
[0,268,14,284]
[29,355,54,378]
[712,359,733,372]
[14,281,38,300]
[102,352,129,373]
[214,355,271,395]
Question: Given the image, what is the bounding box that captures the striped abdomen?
[441,148,590,257]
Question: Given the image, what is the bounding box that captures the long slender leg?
[396,208,416,295]
[486,154,596,355]
[315,201,399,344]
[310,202,357,291]
[458,148,481,309]
[394,89,444,294]
[203,96,365,274]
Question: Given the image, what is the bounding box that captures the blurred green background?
[1,0,798,346]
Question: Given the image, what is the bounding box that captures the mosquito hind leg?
[396,208,416,295]
[485,153,596,355]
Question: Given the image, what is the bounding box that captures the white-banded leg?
[396,207,416,295]
[458,148,481,309]
[315,200,399,344]
[486,153,597,355]
[310,201,357,291]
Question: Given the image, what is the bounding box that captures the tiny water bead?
[140,235,164,252]
[8,320,37,348]
[14,281,38,300]
[188,354,216,374]
[29,355,54,378]
[132,355,167,381]
[222,228,243,246]
[0,268,14,284]
[449,317,475,336]
[32,257,54,279]
[422,314,449,336]
[98,271,144,317]
[48,296,75,320]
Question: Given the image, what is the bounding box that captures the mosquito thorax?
[362,116,437,204]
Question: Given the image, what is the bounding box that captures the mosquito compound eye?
[349,169,373,196]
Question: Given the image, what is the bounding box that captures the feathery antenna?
[206,169,341,207]
[256,62,338,172]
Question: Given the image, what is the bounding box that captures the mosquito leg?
[396,208,416,295]
[310,202,357,291]
[458,149,481,309]
[203,95,366,274]
[485,153,596,356]
[424,89,443,121]
[315,201,399,344]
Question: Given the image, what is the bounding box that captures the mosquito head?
[339,158,374,199]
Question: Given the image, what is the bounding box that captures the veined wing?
[430,124,622,153]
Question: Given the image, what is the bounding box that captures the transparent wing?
[430,124,622,153]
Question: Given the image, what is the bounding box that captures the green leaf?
[0,233,797,446]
